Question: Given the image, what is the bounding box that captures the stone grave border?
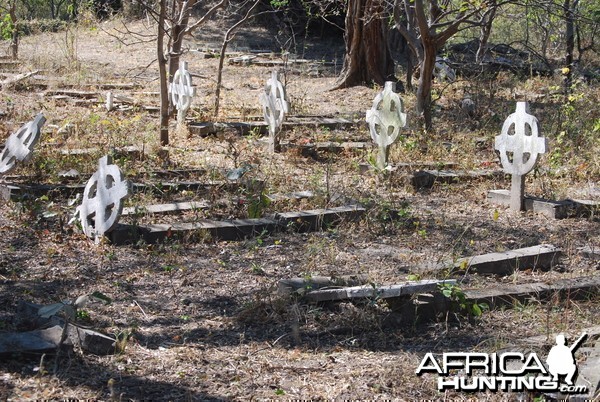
[109,205,365,245]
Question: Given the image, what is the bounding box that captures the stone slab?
[109,218,279,245]
[121,190,313,217]
[45,89,99,98]
[463,275,600,308]
[578,245,600,261]
[275,205,365,232]
[359,161,459,174]
[278,275,369,295]
[455,244,561,275]
[569,198,600,217]
[0,320,115,356]
[122,201,210,216]
[265,190,313,202]
[411,169,505,189]
[286,141,368,158]
[0,325,70,355]
[488,189,574,218]
[65,324,116,355]
[0,181,235,201]
[60,146,143,159]
[109,205,364,245]
[570,337,600,401]
[303,279,457,302]
[188,116,360,137]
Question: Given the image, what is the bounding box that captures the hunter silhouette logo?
[416,332,589,393]
[546,332,587,386]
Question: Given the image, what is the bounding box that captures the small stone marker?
[77,155,129,242]
[105,91,114,111]
[434,57,456,82]
[0,113,46,175]
[366,81,407,169]
[494,102,547,211]
[259,70,289,152]
[169,60,196,125]
[302,279,456,303]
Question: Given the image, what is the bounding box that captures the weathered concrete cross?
[260,71,289,153]
[366,81,407,169]
[77,155,129,242]
[0,113,46,175]
[495,101,548,211]
[169,61,196,124]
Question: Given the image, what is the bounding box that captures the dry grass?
[0,17,598,401]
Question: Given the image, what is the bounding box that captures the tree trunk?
[476,7,496,63]
[333,0,394,89]
[416,40,436,129]
[157,0,169,146]
[8,0,18,59]
[564,0,577,92]
[168,0,196,116]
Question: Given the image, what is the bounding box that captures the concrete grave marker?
[77,155,129,242]
[434,57,456,82]
[366,81,407,169]
[494,101,547,211]
[0,113,46,175]
[260,70,289,152]
[169,60,196,125]
[105,91,114,111]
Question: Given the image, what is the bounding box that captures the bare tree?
[333,0,395,89]
[0,0,18,58]
[393,0,509,129]
[124,0,228,145]
[214,0,263,116]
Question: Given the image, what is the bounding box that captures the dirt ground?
[0,16,598,401]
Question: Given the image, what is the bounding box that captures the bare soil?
[0,17,598,401]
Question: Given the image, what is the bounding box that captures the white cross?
[495,102,547,176]
[366,82,407,169]
[170,61,196,116]
[77,155,129,242]
[0,113,45,175]
[260,71,289,152]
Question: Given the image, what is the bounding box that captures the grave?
[411,168,505,189]
[0,113,46,175]
[120,190,314,217]
[489,101,548,211]
[169,61,196,124]
[278,274,369,295]
[0,301,118,356]
[188,115,359,137]
[579,245,600,261]
[365,81,407,169]
[300,279,457,303]
[76,155,130,242]
[108,205,365,245]
[419,244,561,275]
[259,70,289,152]
[359,161,459,175]
[0,178,238,201]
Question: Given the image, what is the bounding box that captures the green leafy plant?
[438,283,488,317]
[38,291,112,321]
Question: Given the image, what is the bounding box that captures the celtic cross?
[366,81,407,169]
[0,113,46,175]
[170,61,196,124]
[77,155,130,242]
[260,71,289,153]
[495,102,548,211]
